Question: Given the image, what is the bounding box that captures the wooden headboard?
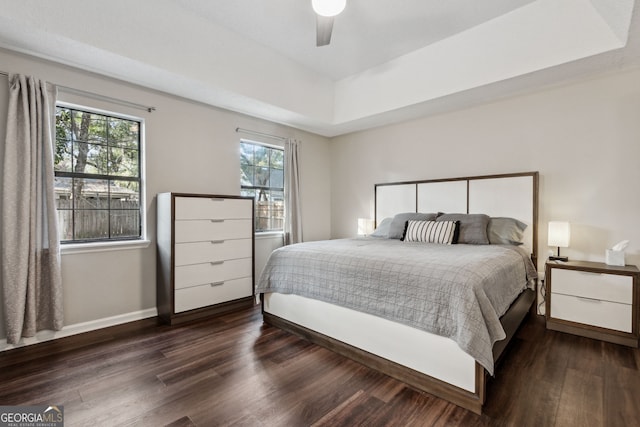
[375,171,539,266]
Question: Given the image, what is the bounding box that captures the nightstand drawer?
[551,293,632,332]
[552,268,632,304]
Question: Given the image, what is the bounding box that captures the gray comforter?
[256,238,537,375]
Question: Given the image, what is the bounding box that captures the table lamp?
[548,221,570,261]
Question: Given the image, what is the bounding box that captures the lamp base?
[549,255,568,262]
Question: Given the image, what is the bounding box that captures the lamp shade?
[548,221,570,248]
[312,0,346,17]
[357,218,375,236]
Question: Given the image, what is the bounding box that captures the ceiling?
[0,0,638,137]
[174,0,537,80]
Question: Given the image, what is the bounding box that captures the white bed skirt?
[263,292,477,392]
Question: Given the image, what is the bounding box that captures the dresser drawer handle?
[210,240,225,244]
[209,198,224,202]
[210,281,225,287]
[210,261,224,266]
[210,219,224,223]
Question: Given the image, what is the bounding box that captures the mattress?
[256,237,537,374]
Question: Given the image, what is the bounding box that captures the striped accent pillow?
[402,220,458,244]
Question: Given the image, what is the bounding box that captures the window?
[240,140,284,232]
[54,104,143,243]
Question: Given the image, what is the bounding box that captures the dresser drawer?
[175,238,251,266]
[550,293,632,333]
[175,197,252,220]
[175,219,252,243]
[551,268,632,304]
[175,258,252,290]
[174,277,253,313]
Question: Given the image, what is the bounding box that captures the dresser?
[157,193,255,325]
[545,260,639,347]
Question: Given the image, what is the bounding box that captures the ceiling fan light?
[312,0,346,17]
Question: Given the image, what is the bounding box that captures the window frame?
[240,139,285,234]
[54,102,147,250]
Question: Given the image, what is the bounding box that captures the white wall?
[4,45,640,344]
[0,48,331,343]
[330,67,640,272]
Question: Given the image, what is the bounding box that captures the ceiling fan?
[312,0,346,47]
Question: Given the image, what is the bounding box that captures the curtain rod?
[236,127,286,141]
[0,70,156,113]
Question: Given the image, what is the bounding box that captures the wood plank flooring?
[0,305,638,426]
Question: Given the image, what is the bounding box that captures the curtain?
[284,138,302,245]
[1,74,63,345]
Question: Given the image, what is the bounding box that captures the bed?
[257,171,539,414]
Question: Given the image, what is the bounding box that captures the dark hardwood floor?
[1,305,638,426]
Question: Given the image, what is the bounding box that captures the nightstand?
[545,260,639,347]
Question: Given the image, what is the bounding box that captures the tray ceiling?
[0,0,638,136]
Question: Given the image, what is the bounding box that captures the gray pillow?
[388,212,437,239]
[488,217,527,245]
[437,213,490,244]
[370,217,393,238]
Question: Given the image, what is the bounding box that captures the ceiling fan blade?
[316,15,334,46]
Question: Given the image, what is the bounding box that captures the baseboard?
[0,307,158,352]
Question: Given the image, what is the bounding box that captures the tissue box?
[605,249,625,266]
